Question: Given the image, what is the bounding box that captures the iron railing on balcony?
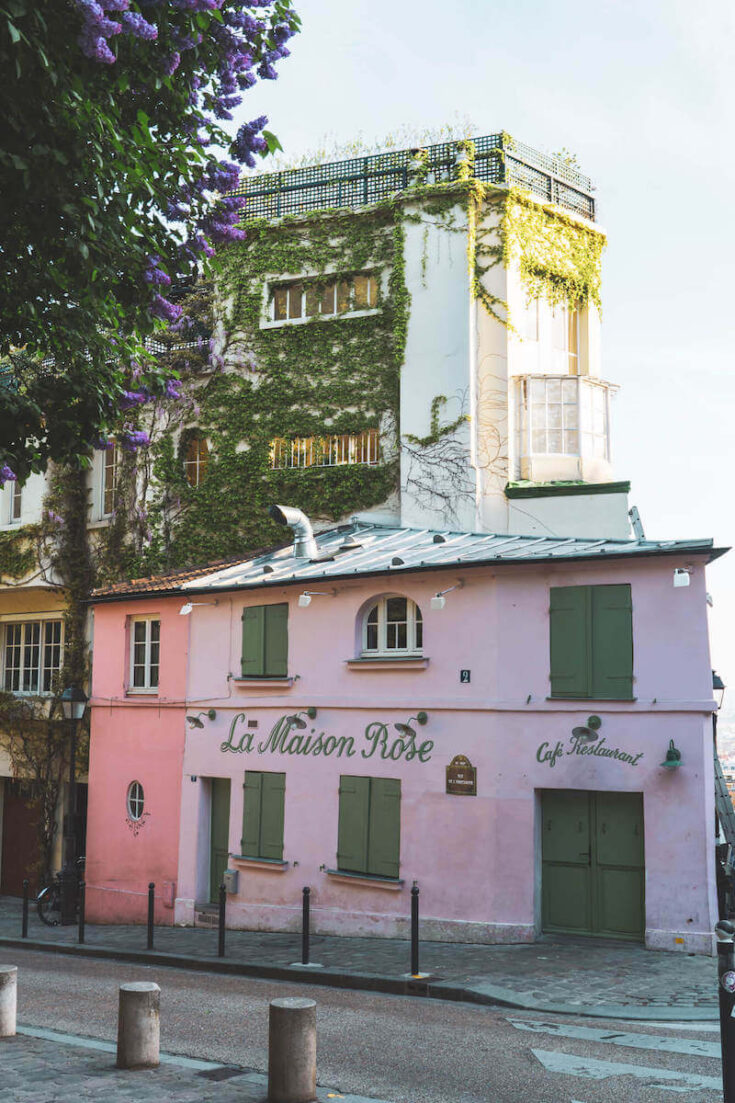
[269,429,380,470]
[233,133,595,223]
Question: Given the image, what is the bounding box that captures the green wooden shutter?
[241,771,263,855]
[367,777,401,879]
[241,606,265,677]
[591,584,633,699]
[550,586,591,698]
[337,775,370,874]
[264,603,288,677]
[260,772,285,860]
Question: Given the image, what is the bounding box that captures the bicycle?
[36,857,85,926]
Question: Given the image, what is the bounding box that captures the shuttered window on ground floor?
[241,771,286,860]
[337,775,401,879]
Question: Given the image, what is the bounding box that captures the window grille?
[269,429,380,470]
[2,620,63,693]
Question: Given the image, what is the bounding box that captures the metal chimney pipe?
[268,505,319,559]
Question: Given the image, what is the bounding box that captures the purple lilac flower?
[161,52,181,76]
[164,378,183,399]
[94,437,115,451]
[121,11,157,38]
[45,510,65,526]
[151,294,183,322]
[0,464,16,485]
[121,430,151,451]
[144,255,172,286]
[119,389,148,409]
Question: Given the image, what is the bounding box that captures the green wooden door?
[541,789,644,940]
[210,778,231,903]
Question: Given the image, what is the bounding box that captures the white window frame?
[516,375,613,462]
[98,444,119,519]
[261,270,381,329]
[551,303,580,375]
[128,617,160,694]
[127,780,145,821]
[361,596,423,658]
[1,617,64,695]
[8,480,22,524]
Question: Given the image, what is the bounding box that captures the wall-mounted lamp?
[285,707,318,728]
[660,739,683,769]
[297,590,335,608]
[714,670,726,711]
[572,715,602,744]
[430,581,465,610]
[394,711,429,737]
[186,709,217,729]
[179,600,219,616]
[673,568,692,589]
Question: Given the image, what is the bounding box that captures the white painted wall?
[507,491,631,539]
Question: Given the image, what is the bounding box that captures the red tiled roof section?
[92,544,280,599]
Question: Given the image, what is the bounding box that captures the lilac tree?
[0,0,298,482]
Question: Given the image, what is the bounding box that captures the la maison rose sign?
[219,713,434,763]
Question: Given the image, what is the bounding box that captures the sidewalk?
[0,897,718,1021]
[3,1026,389,1103]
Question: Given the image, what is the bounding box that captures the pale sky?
[232,0,735,704]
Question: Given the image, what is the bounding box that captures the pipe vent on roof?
[268,504,319,559]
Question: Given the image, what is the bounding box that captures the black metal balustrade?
[233,133,596,223]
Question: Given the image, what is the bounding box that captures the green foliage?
[404,396,468,447]
[0,525,37,582]
[0,0,297,480]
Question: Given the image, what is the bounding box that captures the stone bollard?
[268,996,316,1103]
[116,982,160,1069]
[0,966,17,1037]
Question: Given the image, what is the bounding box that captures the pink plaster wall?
[86,552,720,951]
[85,596,189,923]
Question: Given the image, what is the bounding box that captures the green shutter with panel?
[241,606,265,677]
[260,772,286,859]
[367,777,401,878]
[550,586,591,697]
[241,603,288,677]
[337,775,370,874]
[241,771,263,855]
[550,584,633,700]
[591,585,634,699]
[264,603,288,677]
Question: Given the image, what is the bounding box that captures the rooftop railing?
[234,133,596,223]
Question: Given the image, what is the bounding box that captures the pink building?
[86,516,726,953]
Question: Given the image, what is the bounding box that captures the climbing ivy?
[0,527,38,583]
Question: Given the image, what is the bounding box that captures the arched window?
[184,434,209,487]
[127,780,145,821]
[362,596,422,656]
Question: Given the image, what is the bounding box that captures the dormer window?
[362,597,423,657]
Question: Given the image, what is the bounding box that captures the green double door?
[210,778,231,904]
[541,789,644,940]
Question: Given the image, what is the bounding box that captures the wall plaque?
[446,754,477,796]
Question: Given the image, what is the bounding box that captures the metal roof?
[125,522,728,598]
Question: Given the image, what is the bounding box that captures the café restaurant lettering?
[536,733,644,769]
[220,713,434,763]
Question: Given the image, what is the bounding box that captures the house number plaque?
[446,754,477,796]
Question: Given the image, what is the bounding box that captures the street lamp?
[59,685,88,925]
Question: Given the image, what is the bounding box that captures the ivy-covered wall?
[138,203,408,572]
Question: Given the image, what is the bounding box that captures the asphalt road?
[9,949,725,1102]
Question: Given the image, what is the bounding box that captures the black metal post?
[301,887,310,966]
[22,879,28,939]
[60,714,79,926]
[716,920,735,1102]
[78,881,85,944]
[410,883,420,976]
[147,882,155,950]
[218,883,226,958]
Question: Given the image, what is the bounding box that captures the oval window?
[127,780,145,821]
